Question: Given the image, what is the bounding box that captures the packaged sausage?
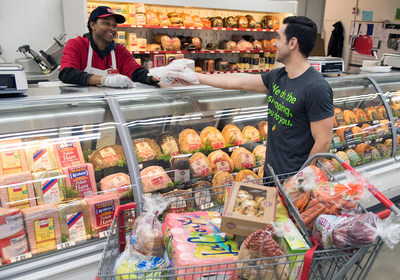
[62,163,97,198]
[53,139,85,168]
[25,140,57,172]
[57,199,91,243]
[0,171,36,209]
[0,139,29,175]
[21,204,62,254]
[32,169,65,205]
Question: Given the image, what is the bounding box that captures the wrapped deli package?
[53,139,85,168]
[62,163,97,198]
[32,169,65,205]
[0,139,29,175]
[0,171,36,209]
[88,145,126,170]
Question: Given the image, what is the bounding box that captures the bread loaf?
[192,15,203,27]
[181,13,194,27]
[333,108,345,127]
[99,173,131,199]
[161,35,173,50]
[231,147,256,169]
[201,17,211,27]
[353,108,368,123]
[242,126,261,143]
[261,16,274,29]
[0,139,29,175]
[140,166,171,192]
[0,172,36,209]
[365,107,379,121]
[376,105,388,120]
[133,138,162,161]
[208,150,234,173]
[222,124,245,146]
[179,129,201,153]
[145,10,159,25]
[253,145,266,165]
[57,200,91,243]
[237,16,248,28]
[343,110,357,125]
[33,169,65,205]
[200,127,226,149]
[89,145,125,170]
[235,169,260,184]
[189,152,212,178]
[258,121,268,139]
[157,132,180,156]
[157,12,171,26]
[22,204,61,254]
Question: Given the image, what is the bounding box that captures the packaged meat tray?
[0,139,29,175]
[88,145,126,170]
[62,163,97,198]
[99,173,131,199]
[25,140,57,172]
[32,169,65,205]
[53,139,85,168]
[0,171,36,209]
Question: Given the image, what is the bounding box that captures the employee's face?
[91,16,117,44]
[274,24,290,64]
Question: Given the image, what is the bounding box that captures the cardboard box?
[275,217,310,280]
[220,182,277,236]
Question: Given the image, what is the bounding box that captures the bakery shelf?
[131,49,276,55]
[201,69,271,74]
[118,24,278,32]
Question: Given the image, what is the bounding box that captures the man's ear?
[289,37,298,50]
[90,21,96,30]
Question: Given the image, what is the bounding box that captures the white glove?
[101,74,135,88]
[148,59,199,86]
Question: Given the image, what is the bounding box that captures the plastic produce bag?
[127,194,170,257]
[148,59,199,86]
[313,212,400,249]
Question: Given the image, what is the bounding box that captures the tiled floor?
[365,244,400,279]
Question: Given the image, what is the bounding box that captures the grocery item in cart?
[140,165,172,192]
[62,163,97,198]
[57,199,91,243]
[200,127,226,149]
[53,139,85,168]
[237,226,289,279]
[0,171,36,209]
[0,139,29,175]
[85,192,119,237]
[189,152,212,178]
[32,169,65,205]
[208,150,234,173]
[21,204,62,254]
[25,140,57,172]
[88,145,125,170]
[231,147,256,169]
[192,181,213,209]
[99,173,131,199]
[0,208,29,263]
[162,189,194,213]
[132,138,162,161]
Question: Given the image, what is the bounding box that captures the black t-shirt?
[261,66,334,176]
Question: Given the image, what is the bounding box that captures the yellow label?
[34,218,56,253]
[1,150,23,174]
[7,184,30,209]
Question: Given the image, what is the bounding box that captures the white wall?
[297,0,326,34]
[0,0,65,64]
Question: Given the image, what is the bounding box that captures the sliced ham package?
[62,163,97,198]
[21,204,62,255]
[0,171,36,209]
[33,170,65,205]
[25,140,57,172]
[99,173,132,199]
[0,139,29,175]
[53,139,85,168]
[57,200,91,243]
[85,193,119,236]
[0,208,29,263]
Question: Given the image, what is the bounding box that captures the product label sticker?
[34,218,56,253]
[56,142,81,167]
[208,133,225,149]
[0,212,24,239]
[241,153,254,169]
[174,169,190,183]
[216,161,231,172]
[194,190,212,207]
[161,140,179,156]
[9,252,31,263]
[56,241,75,250]
[188,133,201,150]
[67,212,87,242]
[244,175,258,184]
[228,129,243,145]
[99,147,119,163]
[135,141,155,160]
[69,165,93,198]
[7,184,30,209]
[31,147,51,171]
[41,179,61,204]
[335,114,345,126]
[94,200,115,228]
[150,176,165,187]
[170,195,187,212]
[1,150,23,174]
[2,233,29,261]
[193,158,210,177]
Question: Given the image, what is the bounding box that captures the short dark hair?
[283,16,317,58]
[87,19,98,33]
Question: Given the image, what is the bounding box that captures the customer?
[59,6,159,88]
[174,16,334,176]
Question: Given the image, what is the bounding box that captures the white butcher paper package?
[148,59,199,86]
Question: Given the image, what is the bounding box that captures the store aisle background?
[366,242,400,279]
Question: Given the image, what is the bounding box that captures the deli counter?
[0,73,400,280]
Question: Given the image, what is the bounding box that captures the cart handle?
[114,202,136,218]
[114,203,136,253]
[301,153,400,216]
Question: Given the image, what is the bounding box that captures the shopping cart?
[96,153,398,280]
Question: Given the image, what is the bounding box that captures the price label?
[246,50,251,53]
[180,26,185,29]
[177,51,182,53]
[154,51,159,54]
[348,145,355,149]
[213,27,217,30]
[330,149,337,153]
[233,28,238,31]
[375,138,383,143]
[246,29,250,31]
[228,146,239,152]
[99,230,110,239]
[263,141,267,145]
[189,27,194,29]
[222,28,226,30]
[198,27,202,30]
[138,164,143,169]
[57,241,75,250]
[144,51,150,54]
[163,26,168,28]
[10,252,32,263]
[373,120,379,124]
[210,51,215,53]
[200,202,214,210]
[137,25,143,28]
[365,141,372,144]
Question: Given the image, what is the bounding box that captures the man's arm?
[309,116,334,162]
[196,73,268,93]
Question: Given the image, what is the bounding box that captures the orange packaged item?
[145,10,159,26]
[343,110,357,125]
[235,169,260,184]
[335,125,353,143]
[353,108,368,122]
[140,166,172,192]
[361,124,375,139]
[189,152,212,178]
[201,17,211,27]
[376,105,388,119]
[208,150,234,173]
[181,13,194,27]
[148,44,161,51]
[365,106,379,121]
[231,147,256,169]
[333,108,345,127]
[0,172,36,209]
[179,129,201,153]
[200,127,226,149]
[157,12,171,26]
[132,138,162,161]
[21,204,62,255]
[222,124,246,146]
[336,151,350,165]
[192,15,203,27]
[242,126,261,142]
[0,139,29,175]
[53,139,84,168]
[351,126,365,142]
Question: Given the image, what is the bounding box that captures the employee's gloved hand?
[101,74,135,88]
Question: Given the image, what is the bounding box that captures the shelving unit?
[118,24,278,32]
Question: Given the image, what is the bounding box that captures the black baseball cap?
[89,6,125,24]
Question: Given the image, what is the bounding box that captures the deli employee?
[59,6,159,88]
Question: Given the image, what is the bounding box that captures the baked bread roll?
[192,15,203,27]
[181,13,194,27]
[353,108,368,123]
[140,166,172,192]
[169,16,183,26]
[235,169,260,184]
[189,152,212,178]
[222,124,246,146]
[231,147,256,169]
[179,129,201,153]
[157,12,171,26]
[334,108,345,127]
[246,15,256,28]
[145,10,159,26]
[261,16,274,29]
[208,150,234,173]
[132,138,162,161]
[223,16,236,28]
[237,16,248,28]
[253,145,266,165]
[365,106,379,121]
[212,171,234,202]
[376,105,388,120]
[171,37,181,51]
[147,44,161,51]
[242,126,261,143]
[343,110,357,125]
[258,121,268,139]
[200,127,226,149]
[161,35,173,50]
[201,17,211,27]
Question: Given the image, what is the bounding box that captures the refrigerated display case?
[1,73,400,279]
